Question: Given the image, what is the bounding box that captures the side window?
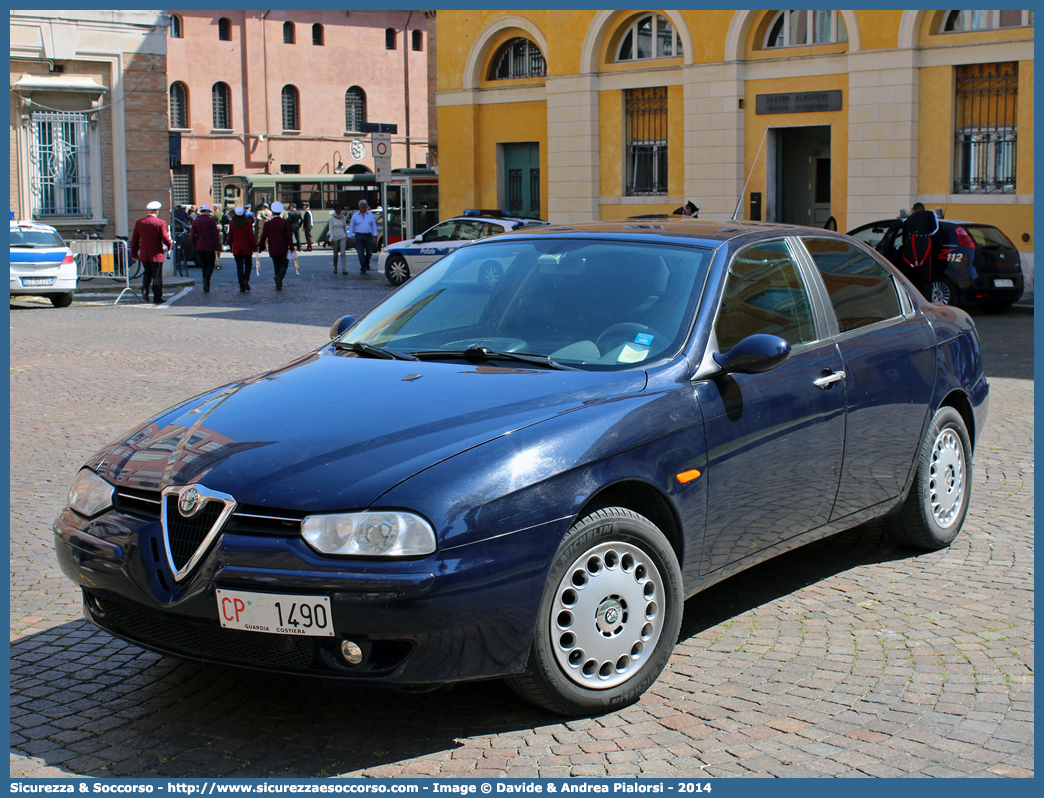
[715,240,817,353]
[803,237,903,332]
[456,221,487,240]
[848,223,892,249]
[423,221,458,242]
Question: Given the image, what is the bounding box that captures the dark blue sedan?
[55,221,988,716]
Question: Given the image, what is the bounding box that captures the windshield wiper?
[335,341,419,361]
[411,346,578,371]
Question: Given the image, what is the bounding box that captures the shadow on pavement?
[11,522,913,779]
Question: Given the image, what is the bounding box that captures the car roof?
[483,218,848,246]
[447,215,545,225]
[11,220,60,233]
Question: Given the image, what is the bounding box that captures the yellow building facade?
[436,9,1034,278]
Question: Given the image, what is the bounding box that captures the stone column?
[683,62,746,220]
[545,74,600,223]
[845,49,920,229]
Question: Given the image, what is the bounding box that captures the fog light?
[341,640,363,665]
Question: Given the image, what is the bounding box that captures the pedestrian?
[288,203,303,250]
[220,206,232,248]
[256,201,273,238]
[228,205,257,293]
[258,200,295,291]
[189,203,222,292]
[328,205,349,274]
[349,199,378,274]
[174,204,190,226]
[302,202,314,251]
[899,202,940,301]
[129,200,173,305]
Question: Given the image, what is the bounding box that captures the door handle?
[813,370,846,389]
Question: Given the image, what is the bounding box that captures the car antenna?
[732,126,769,222]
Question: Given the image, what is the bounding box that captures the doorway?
[774,126,831,227]
[501,143,540,219]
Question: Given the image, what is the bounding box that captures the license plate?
[216,589,334,637]
[993,279,1014,288]
[21,277,55,287]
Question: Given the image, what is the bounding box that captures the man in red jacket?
[129,200,173,304]
[189,203,222,293]
[258,200,295,291]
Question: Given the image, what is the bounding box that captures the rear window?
[10,228,65,248]
[963,225,1017,250]
[803,237,902,333]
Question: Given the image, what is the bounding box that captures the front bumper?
[55,506,567,686]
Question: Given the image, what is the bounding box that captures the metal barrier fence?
[69,239,139,305]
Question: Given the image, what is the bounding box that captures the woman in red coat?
[228,206,257,292]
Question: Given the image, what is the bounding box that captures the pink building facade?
[166,9,430,208]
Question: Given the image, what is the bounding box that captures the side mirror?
[712,334,790,375]
[329,314,356,340]
[414,234,424,242]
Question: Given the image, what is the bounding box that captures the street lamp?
[332,150,345,174]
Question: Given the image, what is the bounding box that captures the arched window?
[616,14,683,61]
[386,28,397,50]
[942,10,1034,32]
[412,30,423,51]
[169,82,188,129]
[312,23,324,46]
[345,87,367,132]
[283,21,295,44]
[764,10,847,48]
[169,14,183,39]
[212,82,232,129]
[281,85,300,131]
[218,17,231,41]
[488,38,546,80]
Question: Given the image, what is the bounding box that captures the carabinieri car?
[55,220,988,716]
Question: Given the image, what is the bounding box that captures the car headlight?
[301,511,436,557]
[67,469,115,517]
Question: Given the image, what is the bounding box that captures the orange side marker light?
[676,469,701,484]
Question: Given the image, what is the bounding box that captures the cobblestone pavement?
[10,260,1034,778]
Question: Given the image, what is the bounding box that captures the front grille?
[94,595,317,669]
[166,501,224,570]
[114,490,300,536]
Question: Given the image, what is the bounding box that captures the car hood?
[91,349,647,511]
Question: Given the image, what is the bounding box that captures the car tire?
[385,255,410,286]
[931,276,959,306]
[507,507,683,716]
[884,406,972,551]
[478,260,503,290]
[49,292,74,308]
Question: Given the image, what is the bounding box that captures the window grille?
[313,24,324,46]
[507,169,523,215]
[30,111,91,217]
[283,22,295,44]
[282,85,299,131]
[212,165,232,203]
[212,83,231,129]
[218,18,231,41]
[170,82,188,129]
[386,28,396,50]
[530,168,540,216]
[489,38,546,80]
[625,87,668,196]
[412,30,422,51]
[172,165,194,206]
[345,87,366,131]
[953,62,1018,194]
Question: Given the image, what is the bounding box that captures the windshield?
[10,228,65,248]
[341,238,712,370]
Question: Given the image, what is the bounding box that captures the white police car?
[10,219,77,307]
[378,213,548,286]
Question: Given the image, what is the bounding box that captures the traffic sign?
[374,158,392,182]
[371,132,391,158]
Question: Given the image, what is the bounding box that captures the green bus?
[220,169,438,249]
